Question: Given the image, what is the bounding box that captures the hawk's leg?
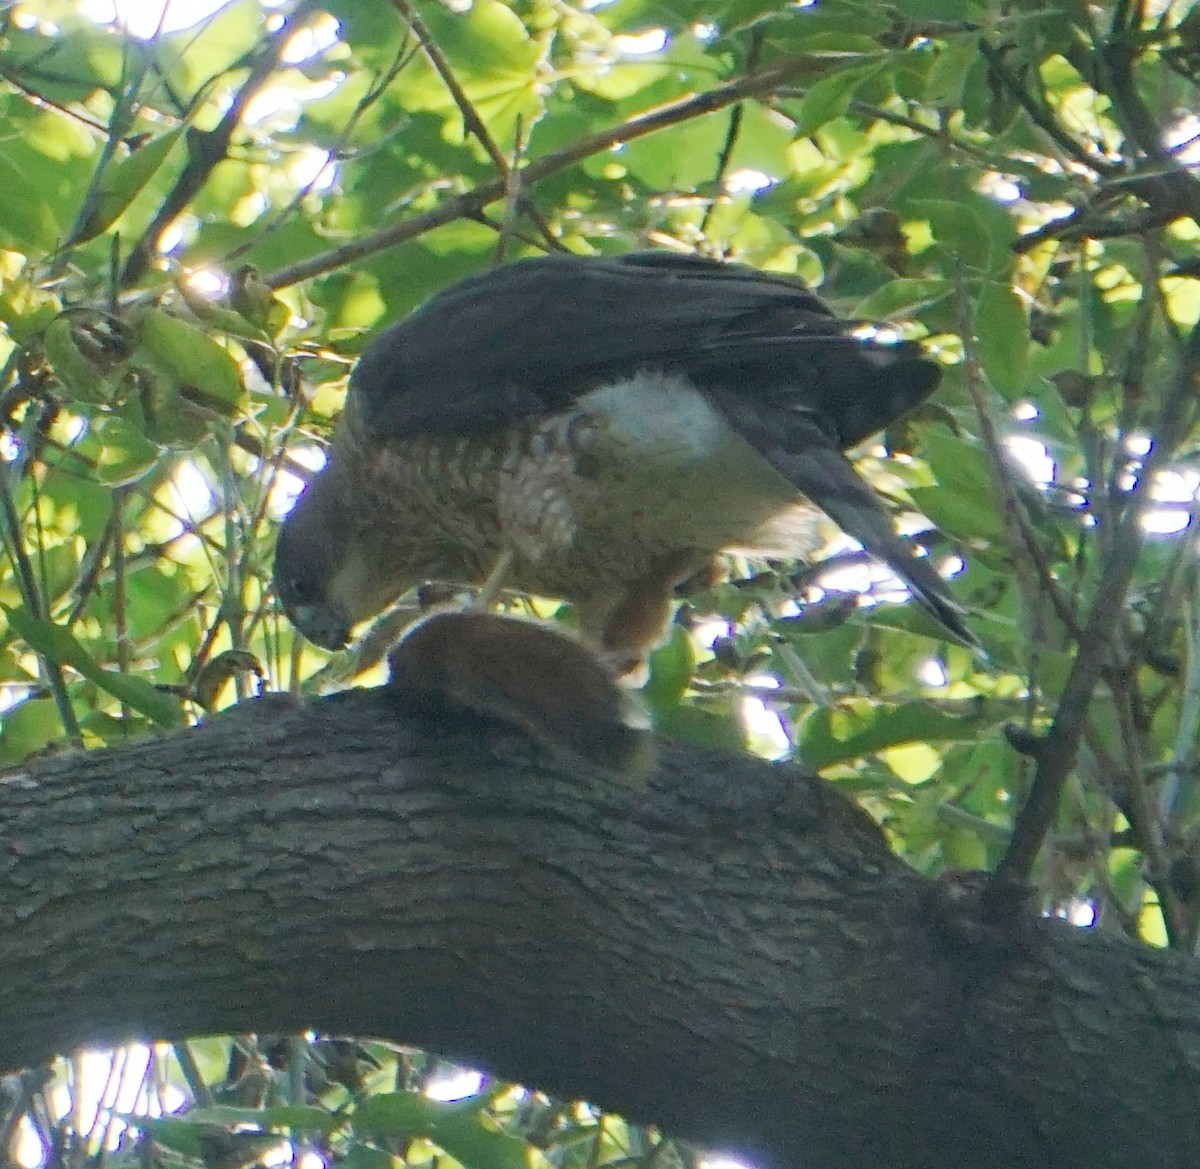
[578,554,718,676]
[673,556,726,596]
[473,548,516,610]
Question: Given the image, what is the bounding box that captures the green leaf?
[0,21,123,101]
[956,739,1023,818]
[353,1093,543,1169]
[924,35,979,106]
[5,608,183,727]
[74,129,184,243]
[909,198,991,269]
[853,277,950,319]
[342,1146,401,1169]
[976,278,1030,399]
[77,710,157,745]
[353,1091,435,1139]
[137,308,245,417]
[1109,847,1145,906]
[427,1103,542,1169]
[442,0,542,81]
[127,1116,277,1159]
[641,626,696,719]
[0,697,63,763]
[0,145,65,250]
[753,0,891,47]
[0,298,56,345]
[405,0,545,145]
[91,416,160,486]
[120,1106,345,1163]
[797,701,982,768]
[621,112,731,189]
[859,597,975,645]
[654,702,746,753]
[792,61,886,137]
[202,1105,342,1132]
[908,485,1003,547]
[43,317,104,403]
[941,827,989,870]
[912,427,1006,544]
[323,0,400,50]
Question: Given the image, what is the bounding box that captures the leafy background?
[2,0,1200,1164]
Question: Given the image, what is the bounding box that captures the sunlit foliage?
[3,0,1200,1162]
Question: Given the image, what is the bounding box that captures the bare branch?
[977,39,1118,178]
[998,320,1200,885]
[265,58,824,289]
[121,2,325,285]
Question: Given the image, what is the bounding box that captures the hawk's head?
[273,486,352,649]
[273,467,403,650]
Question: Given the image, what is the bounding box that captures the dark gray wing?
[346,252,940,451]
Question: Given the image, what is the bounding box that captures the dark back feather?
[347,252,940,451]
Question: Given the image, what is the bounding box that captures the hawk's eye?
[287,577,317,605]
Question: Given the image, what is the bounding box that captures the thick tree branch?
[264,58,824,290]
[2,690,1200,1168]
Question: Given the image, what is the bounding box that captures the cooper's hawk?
[274,252,972,665]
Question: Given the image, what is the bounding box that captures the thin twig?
[1162,577,1200,824]
[845,99,997,164]
[390,0,511,174]
[60,44,147,252]
[997,318,1200,885]
[1107,686,1185,945]
[1013,197,1197,252]
[950,268,1053,642]
[1091,7,1200,221]
[266,58,823,289]
[224,38,423,266]
[772,639,830,708]
[111,492,130,719]
[699,104,744,240]
[699,33,761,239]
[694,677,1022,715]
[171,1043,214,1109]
[0,456,83,743]
[389,0,558,253]
[122,1,324,284]
[977,38,1118,178]
[0,61,112,129]
[1008,496,1085,641]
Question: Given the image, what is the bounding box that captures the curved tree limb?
[1,689,1199,1169]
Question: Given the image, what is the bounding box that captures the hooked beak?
[291,602,352,651]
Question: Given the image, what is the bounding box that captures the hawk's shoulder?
[346,252,939,453]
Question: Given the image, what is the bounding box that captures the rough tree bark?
[1,687,1198,1169]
